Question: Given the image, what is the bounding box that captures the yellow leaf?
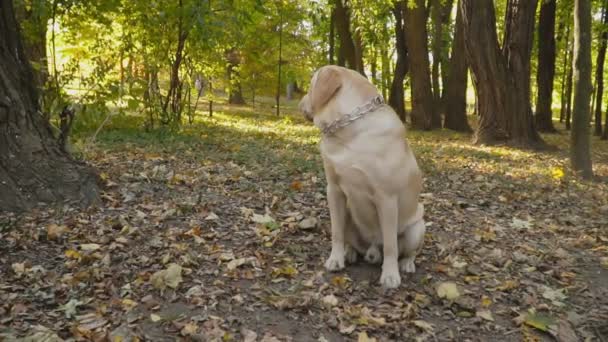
[150,314,161,322]
[436,282,460,300]
[357,332,377,342]
[551,167,565,180]
[65,249,81,259]
[481,295,492,308]
[497,280,519,292]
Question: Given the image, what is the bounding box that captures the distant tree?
[570,0,593,178]
[460,0,544,147]
[388,1,408,121]
[0,0,99,211]
[535,0,557,132]
[404,0,437,130]
[444,2,471,132]
[430,0,454,117]
[333,0,364,74]
[593,0,608,136]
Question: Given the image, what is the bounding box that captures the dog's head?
[299,65,379,122]
[299,66,342,122]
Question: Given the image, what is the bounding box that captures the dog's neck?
[314,95,384,136]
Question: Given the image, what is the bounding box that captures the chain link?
[321,95,385,136]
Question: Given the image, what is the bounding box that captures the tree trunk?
[431,0,453,116]
[226,49,245,105]
[593,0,608,136]
[389,1,408,122]
[570,0,593,178]
[560,21,572,123]
[535,0,557,132]
[13,1,48,90]
[329,9,335,65]
[460,0,544,147]
[404,0,437,130]
[333,0,364,74]
[444,2,472,132]
[565,47,573,129]
[0,0,99,212]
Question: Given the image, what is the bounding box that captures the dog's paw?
[379,269,401,289]
[325,254,345,272]
[399,257,416,273]
[345,245,358,264]
[364,245,382,264]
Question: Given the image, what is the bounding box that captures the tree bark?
[226,48,245,105]
[570,0,593,178]
[13,1,48,90]
[389,1,408,122]
[535,0,557,132]
[329,9,335,65]
[431,0,453,116]
[559,21,572,123]
[460,0,544,148]
[333,0,364,74]
[0,0,99,212]
[565,46,573,129]
[444,2,471,132]
[593,0,608,136]
[404,0,437,130]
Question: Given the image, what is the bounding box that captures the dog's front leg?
[377,195,401,289]
[325,183,347,271]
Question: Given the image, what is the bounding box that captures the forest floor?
[1,103,608,342]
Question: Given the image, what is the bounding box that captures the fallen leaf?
[150,313,162,322]
[12,263,25,278]
[60,299,82,318]
[436,282,460,300]
[47,224,67,240]
[511,218,532,230]
[520,312,556,333]
[412,320,434,332]
[476,309,494,321]
[65,249,81,259]
[180,322,198,336]
[241,328,257,342]
[150,263,183,290]
[481,295,492,308]
[357,331,377,342]
[80,243,101,251]
[298,217,317,230]
[205,212,219,220]
[322,294,338,307]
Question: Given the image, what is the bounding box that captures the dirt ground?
[1,111,607,341]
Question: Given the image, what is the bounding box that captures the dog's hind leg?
[398,218,425,273]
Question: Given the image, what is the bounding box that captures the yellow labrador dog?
[299,65,425,289]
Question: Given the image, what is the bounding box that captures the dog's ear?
[311,67,341,113]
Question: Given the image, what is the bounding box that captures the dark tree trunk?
[565,47,574,129]
[570,0,593,178]
[593,0,608,136]
[404,0,438,130]
[460,0,544,148]
[333,0,364,74]
[444,2,472,132]
[226,49,245,105]
[0,0,99,212]
[431,0,454,116]
[389,1,408,122]
[535,0,557,132]
[13,1,48,90]
[439,0,455,103]
[560,22,572,123]
[329,9,335,65]
[162,0,189,121]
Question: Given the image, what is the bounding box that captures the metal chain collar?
[321,95,385,136]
